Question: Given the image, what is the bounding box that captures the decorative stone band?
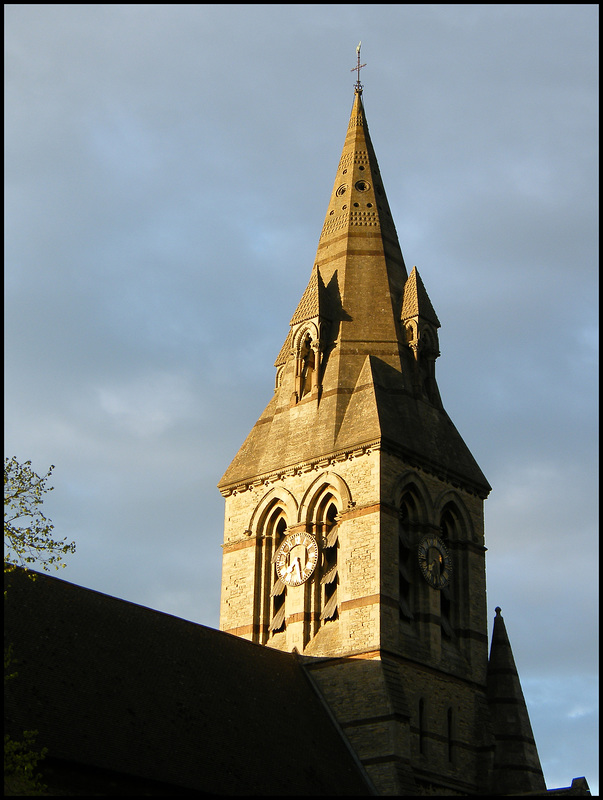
[340,593,396,613]
[221,503,488,556]
[223,610,323,638]
[219,433,488,500]
[315,229,404,260]
[221,612,488,645]
[222,622,255,637]
[222,537,256,554]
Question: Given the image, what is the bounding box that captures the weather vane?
[351,41,366,94]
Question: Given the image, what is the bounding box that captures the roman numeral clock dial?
[275,532,319,587]
[417,535,452,589]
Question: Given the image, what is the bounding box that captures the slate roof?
[4,568,374,796]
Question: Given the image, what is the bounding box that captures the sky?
[4,4,598,793]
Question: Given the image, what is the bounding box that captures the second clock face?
[275,532,319,586]
[417,535,452,589]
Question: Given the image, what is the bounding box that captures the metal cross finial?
[351,41,366,94]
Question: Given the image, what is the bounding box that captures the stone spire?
[401,266,442,405]
[218,89,490,498]
[486,607,547,794]
[314,88,409,377]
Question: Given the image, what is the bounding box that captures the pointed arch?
[393,472,431,625]
[316,491,339,624]
[420,324,436,353]
[432,491,473,641]
[267,505,288,636]
[247,487,298,643]
[404,320,416,345]
[298,472,352,635]
[292,321,320,352]
[391,471,431,522]
[248,486,298,538]
[433,489,474,543]
[292,323,321,401]
[298,471,352,526]
[275,364,285,391]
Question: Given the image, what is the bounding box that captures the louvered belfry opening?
[318,495,339,622]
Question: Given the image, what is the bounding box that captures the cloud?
[95,371,196,438]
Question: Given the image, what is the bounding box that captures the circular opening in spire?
[355,180,370,192]
[336,184,347,197]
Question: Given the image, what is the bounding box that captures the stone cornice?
[218,438,381,497]
[219,432,489,500]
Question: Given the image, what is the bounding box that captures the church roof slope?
[4,568,375,796]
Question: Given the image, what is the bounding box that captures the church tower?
[218,72,546,796]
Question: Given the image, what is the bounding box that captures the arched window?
[299,333,315,398]
[421,327,432,351]
[292,328,319,403]
[439,505,457,638]
[318,494,339,623]
[267,508,288,635]
[298,473,351,642]
[398,492,418,622]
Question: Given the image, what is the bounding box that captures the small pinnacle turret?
[487,608,547,794]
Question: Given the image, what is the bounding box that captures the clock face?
[417,535,452,589]
[275,532,319,587]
